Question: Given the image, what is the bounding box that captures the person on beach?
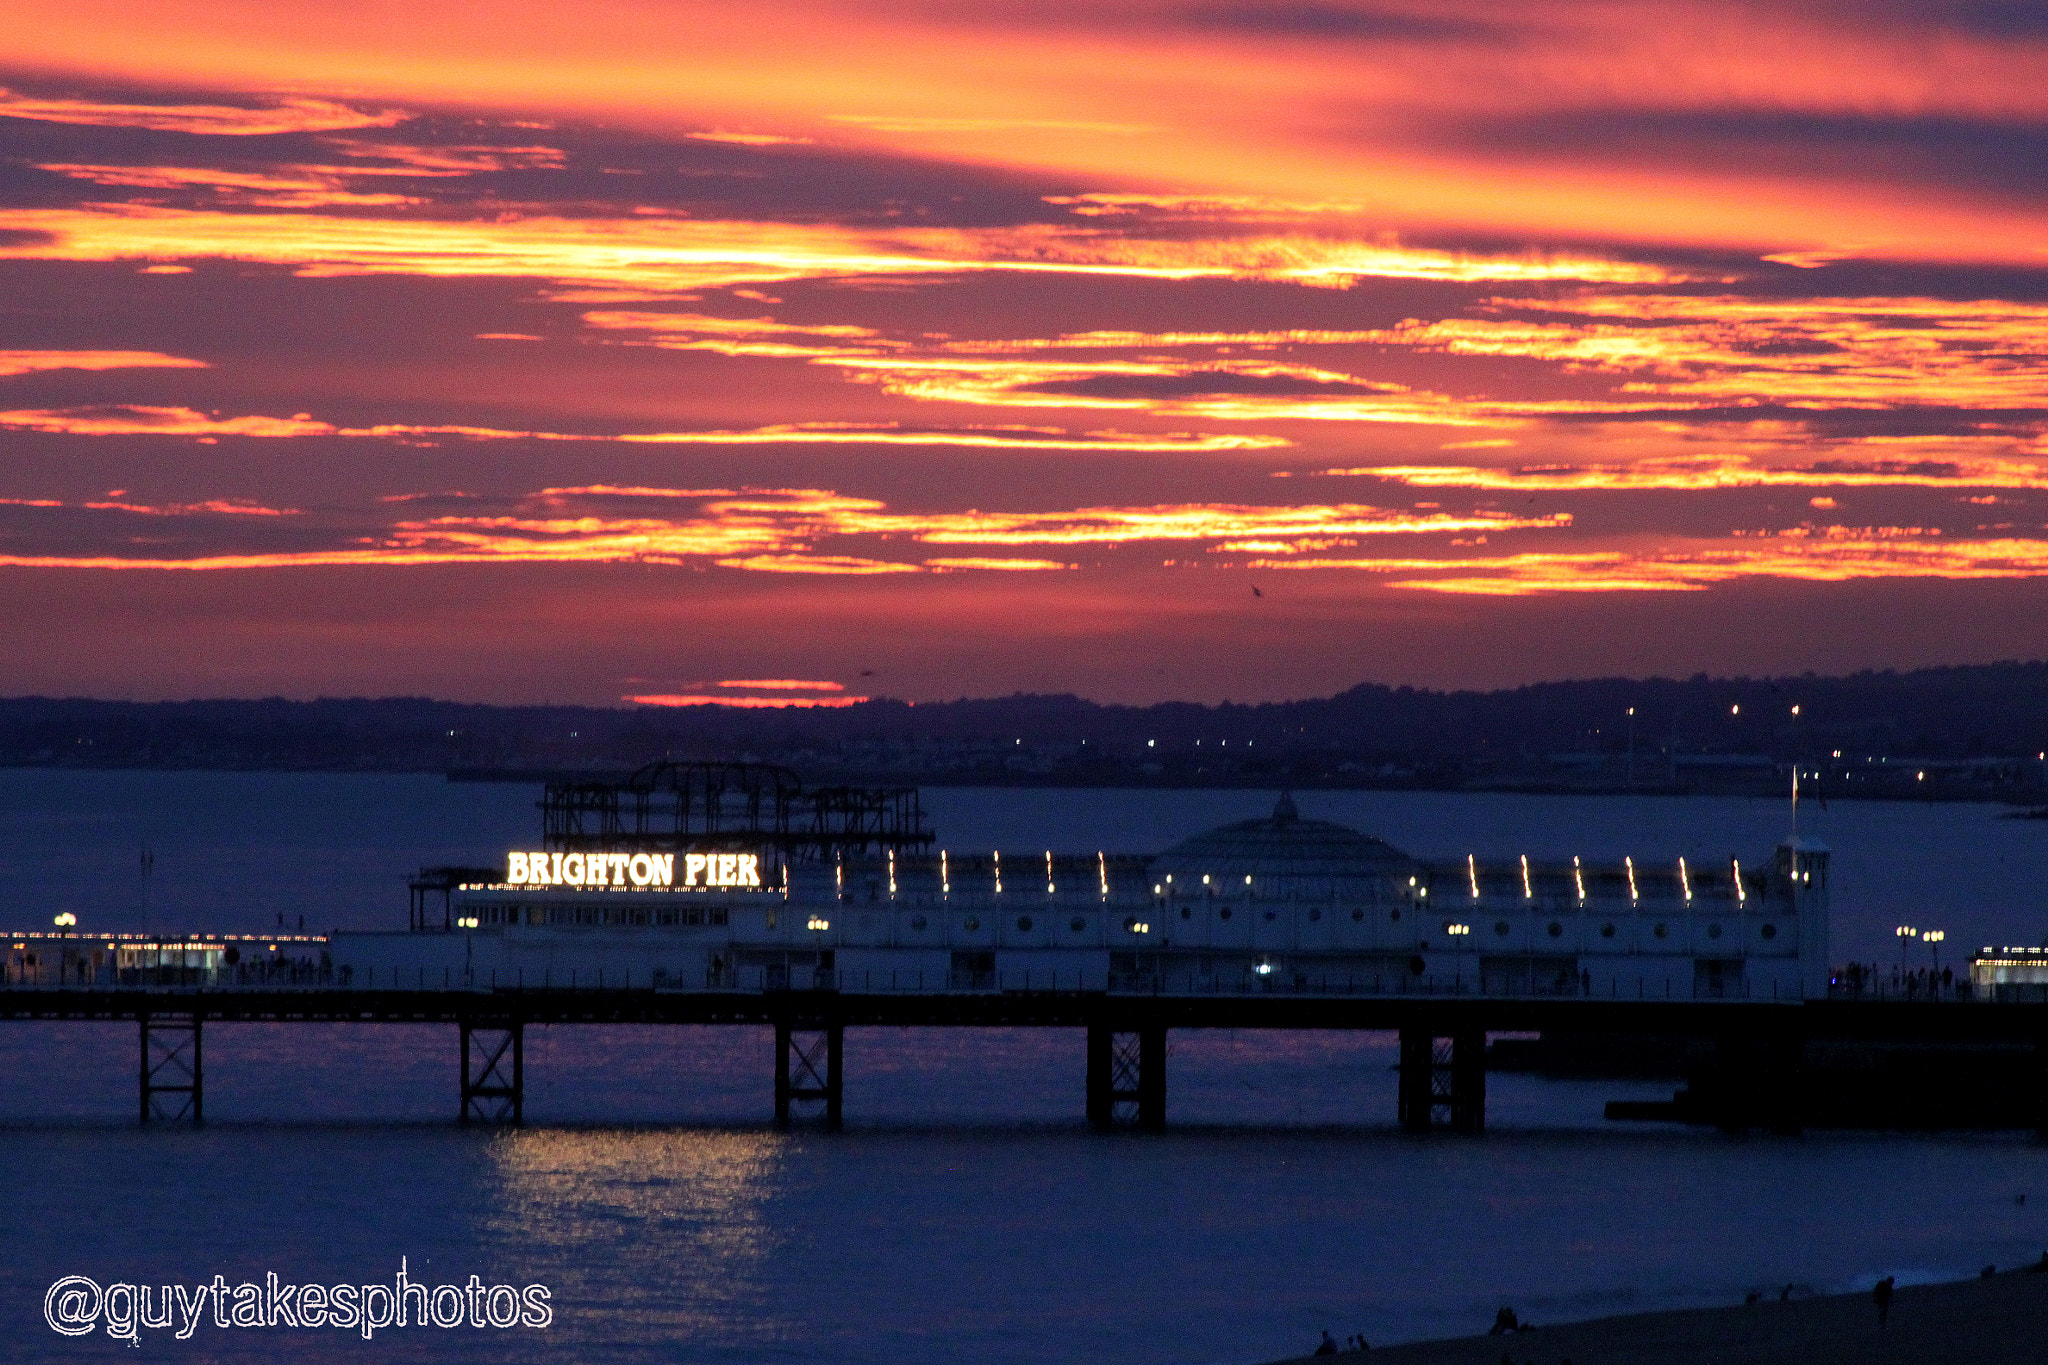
[1489,1307,1520,1335]
[1314,1329,1338,1355]
[1873,1275,1894,1326]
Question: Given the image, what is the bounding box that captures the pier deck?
[2,984,2043,1134]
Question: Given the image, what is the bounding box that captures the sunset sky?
[4,1,2047,705]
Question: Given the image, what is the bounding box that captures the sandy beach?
[1268,1265,2048,1365]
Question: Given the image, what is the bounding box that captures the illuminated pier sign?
[505,851,764,889]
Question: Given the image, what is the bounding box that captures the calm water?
[2,772,2046,1363]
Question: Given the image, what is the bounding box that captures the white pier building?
[333,770,1829,1001]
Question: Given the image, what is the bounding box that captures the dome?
[1150,794,1415,897]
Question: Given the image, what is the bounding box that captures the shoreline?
[1266,1265,2048,1364]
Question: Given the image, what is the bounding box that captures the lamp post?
[1923,929,1945,972]
[1626,706,1636,789]
[1895,925,1917,978]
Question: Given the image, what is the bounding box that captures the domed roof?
[1151,793,1415,881]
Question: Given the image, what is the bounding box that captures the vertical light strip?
[1046,850,1056,895]
[1520,854,1532,899]
[1678,856,1691,901]
[1468,854,1480,898]
[1732,857,1744,904]
[993,850,1002,895]
[1098,851,1108,898]
[1625,856,1639,902]
[941,849,950,896]
[1572,855,1585,903]
[887,848,897,897]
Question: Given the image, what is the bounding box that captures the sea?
[1,770,2045,1363]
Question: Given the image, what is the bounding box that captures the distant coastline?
[5,660,2048,803]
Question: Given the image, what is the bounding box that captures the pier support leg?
[775,1020,843,1131]
[1086,1023,1113,1129]
[1138,1025,1166,1132]
[1086,1021,1165,1131]
[459,1021,523,1125]
[140,1013,202,1125]
[2032,1035,2048,1145]
[1399,1021,1486,1134]
[1398,1025,1432,1133]
[1450,1026,1486,1135]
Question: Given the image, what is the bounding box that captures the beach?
[1271,1265,2048,1364]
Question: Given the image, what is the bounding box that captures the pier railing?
[0,961,1839,1001]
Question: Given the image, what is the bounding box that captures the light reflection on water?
[485,1128,790,1346]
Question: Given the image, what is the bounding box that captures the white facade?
[331,804,1831,1001]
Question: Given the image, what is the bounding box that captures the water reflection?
[485,1128,792,1344]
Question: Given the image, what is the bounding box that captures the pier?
[5,981,2046,1136]
[5,767,2014,1135]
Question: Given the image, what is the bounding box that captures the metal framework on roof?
[540,760,932,861]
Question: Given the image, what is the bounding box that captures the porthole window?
[1389,908,1401,922]
[1760,923,1777,940]
[1070,916,1086,932]
[1263,910,1277,922]
[963,917,980,931]
[1307,909,1322,922]
[1494,920,1510,936]
[1180,906,1192,920]
[1707,923,1722,939]
[1017,916,1034,932]
[910,915,928,931]
[1547,921,1563,938]
[1653,923,1668,939]
[1219,907,1232,920]
[1352,909,1365,922]
[1600,923,1616,938]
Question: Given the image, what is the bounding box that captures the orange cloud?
[684,130,813,145]
[717,678,844,690]
[14,1,2048,270]
[81,497,295,516]
[0,404,1283,453]
[1250,535,2048,595]
[0,351,208,377]
[709,554,921,574]
[881,503,1570,547]
[32,163,423,208]
[924,556,1070,571]
[625,693,869,707]
[0,406,332,437]
[0,484,1569,573]
[1380,294,2048,413]
[0,205,1687,295]
[1328,454,2048,492]
[11,482,2048,601]
[0,88,400,136]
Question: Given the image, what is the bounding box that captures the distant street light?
[1923,929,1945,971]
[52,912,77,932]
[1895,925,1917,971]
